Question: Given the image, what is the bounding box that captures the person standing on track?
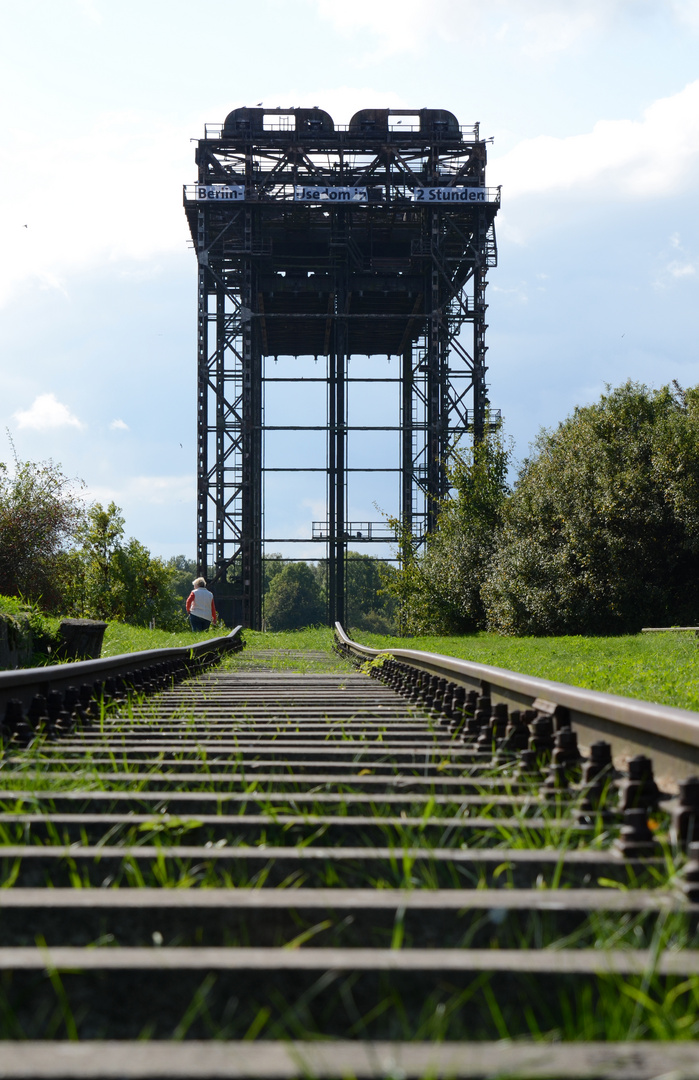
[185,577,217,631]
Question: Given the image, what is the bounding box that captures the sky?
[1,0,698,561]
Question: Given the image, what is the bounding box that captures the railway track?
[0,629,699,1077]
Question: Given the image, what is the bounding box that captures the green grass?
[351,629,699,711]
[100,624,342,671]
[1,624,695,1041]
[101,621,227,656]
[221,626,346,673]
[41,619,699,709]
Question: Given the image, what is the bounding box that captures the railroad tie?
[0,633,698,1078]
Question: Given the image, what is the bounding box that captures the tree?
[113,539,181,627]
[483,381,699,635]
[166,555,198,606]
[72,502,125,618]
[264,562,325,630]
[0,456,83,609]
[263,553,285,593]
[71,502,182,627]
[345,552,397,634]
[389,430,511,634]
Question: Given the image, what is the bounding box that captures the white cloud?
[667,261,697,277]
[491,281,530,305]
[13,393,84,431]
[0,110,194,306]
[311,0,670,58]
[85,474,195,508]
[73,0,102,23]
[489,80,699,201]
[313,0,423,56]
[671,0,699,30]
[654,232,698,287]
[669,261,695,276]
[301,496,328,521]
[109,418,129,431]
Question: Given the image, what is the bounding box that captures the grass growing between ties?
[353,628,699,711]
[221,626,347,673]
[2,961,699,1042]
[0,628,694,1046]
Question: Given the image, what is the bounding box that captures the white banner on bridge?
[195,185,246,201]
[295,186,368,203]
[412,187,487,203]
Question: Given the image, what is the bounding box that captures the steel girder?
[186,108,499,629]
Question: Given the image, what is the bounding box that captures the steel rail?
[334,622,699,780]
[2,637,699,1075]
[0,626,244,730]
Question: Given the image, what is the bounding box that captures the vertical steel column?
[241,208,263,628]
[214,287,226,571]
[426,210,442,534]
[335,344,346,628]
[401,344,414,542]
[196,207,209,578]
[328,346,336,621]
[473,258,489,445]
[329,220,348,626]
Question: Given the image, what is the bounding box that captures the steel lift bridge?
[184,107,500,629]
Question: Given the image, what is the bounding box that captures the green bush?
[0,456,82,609]
[483,381,699,635]
[67,502,183,629]
[345,552,397,634]
[0,594,62,663]
[389,430,511,634]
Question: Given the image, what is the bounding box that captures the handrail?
[334,623,699,774]
[0,627,244,727]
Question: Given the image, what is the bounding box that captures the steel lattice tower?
[184,107,499,629]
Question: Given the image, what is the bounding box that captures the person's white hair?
[192,577,207,588]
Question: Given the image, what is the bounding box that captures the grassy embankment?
[103,623,699,712]
[101,621,226,656]
[351,628,699,713]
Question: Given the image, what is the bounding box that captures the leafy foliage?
[344,552,397,633]
[0,449,192,630]
[390,430,511,634]
[263,553,286,593]
[68,502,184,628]
[484,382,699,634]
[264,562,325,630]
[390,382,699,636]
[261,553,397,632]
[166,555,198,606]
[0,593,62,662]
[0,456,83,608]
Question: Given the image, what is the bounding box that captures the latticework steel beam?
[184,107,499,628]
